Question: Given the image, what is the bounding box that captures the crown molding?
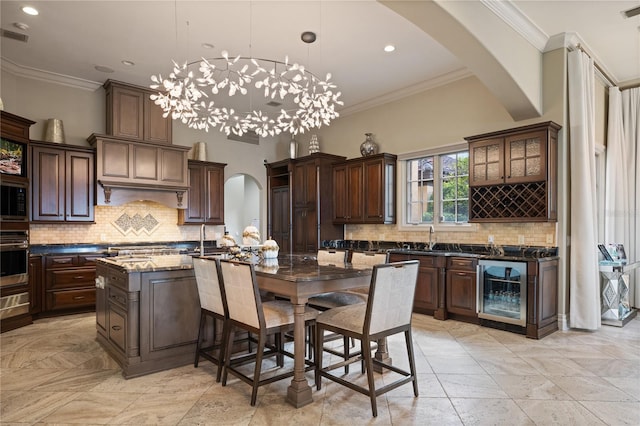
[339,68,473,117]
[480,0,548,52]
[1,57,102,91]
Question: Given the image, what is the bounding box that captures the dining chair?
[219,259,318,406]
[315,260,420,417]
[192,257,227,382]
[308,249,366,373]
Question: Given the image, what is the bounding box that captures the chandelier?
[150,51,343,138]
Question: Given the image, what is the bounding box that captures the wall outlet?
[488,235,494,244]
[546,234,554,244]
[518,235,525,245]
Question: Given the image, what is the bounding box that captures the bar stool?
[219,259,318,406]
[315,260,420,417]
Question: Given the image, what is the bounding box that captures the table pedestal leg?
[373,337,392,373]
[286,300,313,408]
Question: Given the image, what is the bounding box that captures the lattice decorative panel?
[470,182,547,221]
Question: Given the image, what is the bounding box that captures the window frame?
[397,142,477,232]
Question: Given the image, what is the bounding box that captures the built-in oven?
[0,231,30,319]
[477,260,527,327]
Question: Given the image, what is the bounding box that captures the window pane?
[406,157,434,224]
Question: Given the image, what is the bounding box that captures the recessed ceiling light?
[121,60,135,67]
[384,44,396,53]
[95,65,114,73]
[21,6,38,16]
[201,43,215,49]
[301,31,317,44]
[13,22,29,31]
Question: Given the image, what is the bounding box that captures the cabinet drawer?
[108,285,128,309]
[78,254,106,266]
[49,268,96,290]
[105,269,128,291]
[411,255,439,268]
[46,256,78,268]
[49,288,96,310]
[108,307,127,354]
[447,257,477,271]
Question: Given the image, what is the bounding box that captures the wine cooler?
[477,260,527,327]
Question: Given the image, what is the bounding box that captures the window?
[402,145,469,228]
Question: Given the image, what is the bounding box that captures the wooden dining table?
[253,254,373,408]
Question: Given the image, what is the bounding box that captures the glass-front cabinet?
[477,260,527,326]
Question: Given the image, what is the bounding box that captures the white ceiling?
[1,1,638,115]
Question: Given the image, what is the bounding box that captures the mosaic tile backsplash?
[29,201,222,245]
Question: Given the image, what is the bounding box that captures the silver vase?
[360,132,378,156]
[289,138,298,159]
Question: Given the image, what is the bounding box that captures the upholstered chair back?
[350,251,388,267]
[220,260,261,329]
[367,261,419,335]
[193,257,225,316]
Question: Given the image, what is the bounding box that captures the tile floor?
[1,312,639,425]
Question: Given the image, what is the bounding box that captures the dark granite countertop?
[97,255,195,272]
[30,241,220,256]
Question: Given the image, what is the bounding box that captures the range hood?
[88,134,190,209]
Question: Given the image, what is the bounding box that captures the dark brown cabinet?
[104,80,172,144]
[30,141,95,223]
[466,122,561,222]
[332,153,396,224]
[445,257,478,321]
[266,153,345,254]
[389,252,446,319]
[526,259,559,339]
[178,160,226,225]
[43,253,105,313]
[28,255,43,315]
[88,134,189,206]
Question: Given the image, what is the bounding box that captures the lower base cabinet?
[96,263,214,378]
[445,257,478,322]
[389,253,446,319]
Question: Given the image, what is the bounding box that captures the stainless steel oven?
[477,260,527,327]
[0,231,30,319]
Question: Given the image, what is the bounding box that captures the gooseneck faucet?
[200,224,206,254]
[428,225,435,250]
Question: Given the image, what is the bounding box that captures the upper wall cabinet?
[104,80,172,145]
[465,121,561,222]
[178,160,226,225]
[332,153,397,225]
[30,141,95,223]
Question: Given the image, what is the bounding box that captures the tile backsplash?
[29,201,223,245]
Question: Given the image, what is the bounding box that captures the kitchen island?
[95,255,207,378]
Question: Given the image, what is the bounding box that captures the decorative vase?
[44,118,66,143]
[262,237,279,259]
[360,132,378,157]
[289,137,298,159]
[242,225,261,246]
[308,134,320,154]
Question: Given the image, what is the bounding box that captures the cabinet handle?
[72,296,86,300]
[456,272,467,276]
[74,276,85,280]
[111,325,122,331]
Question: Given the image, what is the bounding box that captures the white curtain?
[568,50,600,330]
[609,87,640,307]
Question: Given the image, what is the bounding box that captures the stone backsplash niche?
[29,201,223,245]
[345,222,557,248]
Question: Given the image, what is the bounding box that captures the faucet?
[200,224,206,254]
[428,225,435,250]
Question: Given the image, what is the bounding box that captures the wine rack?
[469,182,548,222]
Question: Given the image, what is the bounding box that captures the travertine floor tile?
[451,398,534,425]
[515,399,606,425]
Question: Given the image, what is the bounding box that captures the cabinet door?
[144,96,172,144]
[31,146,65,221]
[346,162,364,222]
[505,130,547,184]
[363,158,385,222]
[446,269,477,317]
[99,139,131,180]
[469,138,504,186]
[28,256,43,315]
[271,187,290,253]
[132,144,158,181]
[111,85,144,140]
[182,164,205,223]
[292,207,317,252]
[159,147,187,185]
[65,150,94,222]
[332,164,348,222]
[204,165,224,224]
[292,161,317,207]
[414,265,438,312]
